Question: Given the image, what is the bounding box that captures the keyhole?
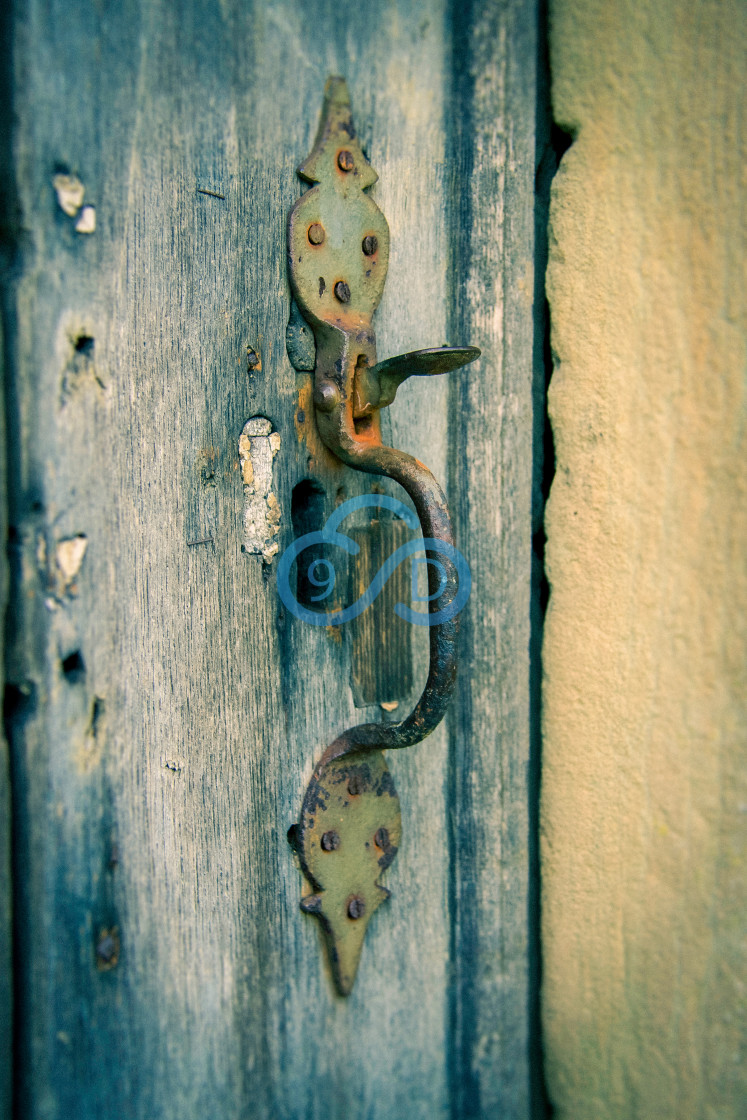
[291,479,329,609]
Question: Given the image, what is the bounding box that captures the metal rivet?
[337,150,354,172]
[313,381,340,412]
[374,827,389,850]
[362,235,378,256]
[347,896,365,920]
[321,830,341,851]
[334,281,351,303]
[308,223,325,245]
[347,775,363,796]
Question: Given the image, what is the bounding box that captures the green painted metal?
[287,75,390,377]
[294,753,402,996]
[360,344,482,415]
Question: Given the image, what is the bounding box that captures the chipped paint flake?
[75,205,96,233]
[239,418,281,563]
[56,534,88,584]
[52,173,85,216]
[51,534,88,600]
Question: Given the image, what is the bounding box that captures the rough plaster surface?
[542,2,746,1117]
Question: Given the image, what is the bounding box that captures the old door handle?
[287,77,480,994]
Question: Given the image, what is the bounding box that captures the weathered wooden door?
[0,1,539,1116]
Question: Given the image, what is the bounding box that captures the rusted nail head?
[95,929,119,969]
[96,934,116,962]
[347,774,363,796]
[347,896,365,920]
[321,830,341,852]
[313,381,340,412]
[246,347,260,370]
[308,222,325,246]
[362,235,378,256]
[374,827,390,850]
[334,281,351,304]
[337,150,355,172]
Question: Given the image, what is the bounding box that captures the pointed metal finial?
[294,752,401,995]
[288,78,390,337]
[298,77,378,189]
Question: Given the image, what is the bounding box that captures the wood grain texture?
[1,0,537,1116]
[447,2,537,1116]
[0,316,11,1120]
[349,520,413,706]
[0,3,14,1103]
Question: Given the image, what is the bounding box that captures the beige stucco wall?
[541,1,746,1117]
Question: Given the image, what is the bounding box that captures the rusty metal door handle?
[287,78,479,994]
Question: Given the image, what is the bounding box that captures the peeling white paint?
[239,418,281,563]
[55,534,88,594]
[75,205,96,233]
[52,173,85,216]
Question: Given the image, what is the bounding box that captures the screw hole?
[74,334,94,356]
[61,650,86,683]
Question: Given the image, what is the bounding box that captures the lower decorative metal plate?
[291,750,401,995]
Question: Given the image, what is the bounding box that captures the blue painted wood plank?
[1,0,538,1115]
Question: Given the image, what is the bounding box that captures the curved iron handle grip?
[313,372,469,766]
[286,77,479,994]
